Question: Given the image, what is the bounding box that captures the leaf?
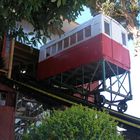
[57,0,61,7]
[62,0,66,5]
[37,38,42,45]
[18,0,23,5]
[32,40,37,46]
[51,0,57,2]
[42,36,47,44]
[28,32,34,35]
[24,105,124,140]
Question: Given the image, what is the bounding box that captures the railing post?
[8,38,15,78]
[102,60,106,90]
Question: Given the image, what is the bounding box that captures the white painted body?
[39,14,128,62]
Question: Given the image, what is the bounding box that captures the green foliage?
[86,0,140,30]
[0,0,86,46]
[23,105,124,140]
[0,0,140,47]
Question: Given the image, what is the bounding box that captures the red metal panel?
[122,47,130,68]
[37,34,130,80]
[101,35,112,58]
[0,106,15,140]
[1,34,12,69]
[0,83,15,92]
[112,40,124,64]
[37,34,103,80]
[102,35,130,70]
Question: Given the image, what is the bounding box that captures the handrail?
[1,78,140,132]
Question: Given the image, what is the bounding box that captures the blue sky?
[76,7,93,24]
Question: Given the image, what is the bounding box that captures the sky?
[76,7,140,118]
[76,7,93,24]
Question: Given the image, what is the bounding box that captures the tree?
[23,105,123,140]
[86,0,140,54]
[1,0,139,48]
[0,0,86,77]
[0,0,86,46]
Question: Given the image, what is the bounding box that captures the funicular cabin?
[37,14,132,112]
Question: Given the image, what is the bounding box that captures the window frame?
[104,21,110,36]
[70,33,76,45]
[77,29,84,42]
[64,37,69,48]
[85,25,91,38]
[58,40,63,52]
[121,32,126,46]
[46,47,51,58]
[51,44,57,55]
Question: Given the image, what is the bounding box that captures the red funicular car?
[37,14,131,112]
